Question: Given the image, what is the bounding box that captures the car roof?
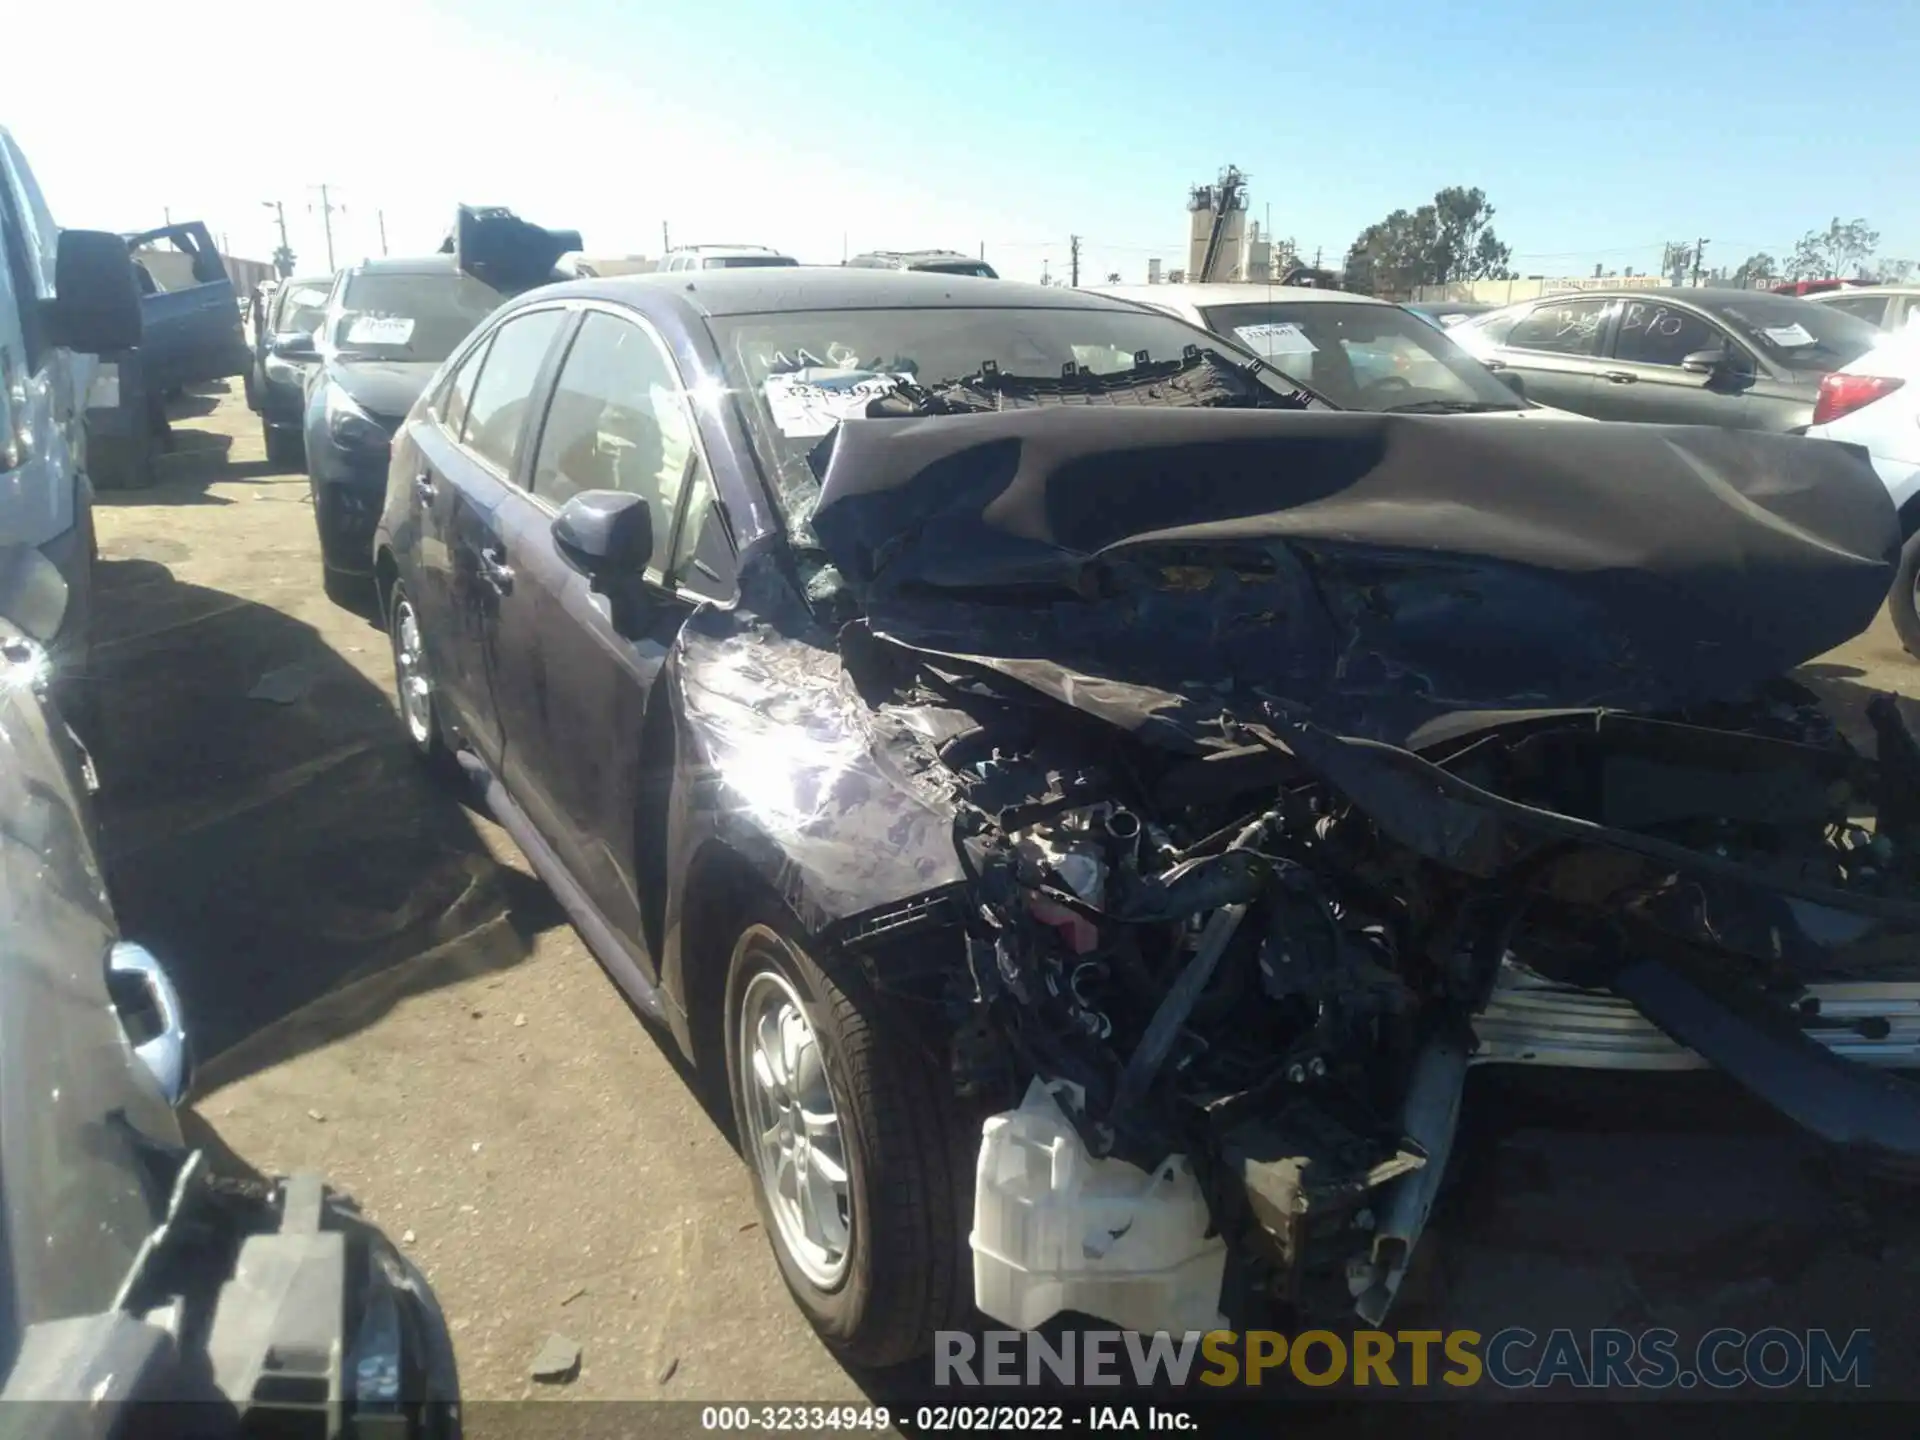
[340,255,461,278]
[547,267,1148,318]
[855,249,978,262]
[669,244,787,256]
[1807,284,1920,299]
[1095,283,1382,309]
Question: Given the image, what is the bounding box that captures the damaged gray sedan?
[371,269,1918,1365]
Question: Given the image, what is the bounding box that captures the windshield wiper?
[1382,399,1522,415]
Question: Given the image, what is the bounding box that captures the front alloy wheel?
[739,969,853,1288]
[722,904,973,1367]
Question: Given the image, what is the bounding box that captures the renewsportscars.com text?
[935,1327,1873,1391]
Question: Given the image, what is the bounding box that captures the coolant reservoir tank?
[970,1078,1227,1334]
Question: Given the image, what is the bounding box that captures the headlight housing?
[326,386,390,453]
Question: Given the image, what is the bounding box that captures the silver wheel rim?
[739,964,853,1289]
[392,598,433,747]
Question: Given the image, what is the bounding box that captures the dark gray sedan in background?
[1452,287,1881,429]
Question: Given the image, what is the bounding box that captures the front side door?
[420,306,571,767]
[1587,298,1755,425]
[1490,296,1614,414]
[487,307,731,962]
[122,222,248,390]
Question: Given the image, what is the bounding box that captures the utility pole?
[662,221,671,254]
[842,232,848,264]
[262,200,295,277]
[1069,234,1081,288]
[309,185,340,271]
[163,206,172,226]
[378,209,389,257]
[979,241,985,261]
[1041,257,1051,287]
[1690,237,1710,287]
[1313,245,1322,269]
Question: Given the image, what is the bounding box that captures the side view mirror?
[41,230,142,354]
[269,331,317,359]
[552,490,653,576]
[1495,369,1527,398]
[1680,348,1728,375]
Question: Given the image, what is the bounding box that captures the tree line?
[1341,194,1911,294]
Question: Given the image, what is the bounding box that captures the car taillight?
[1813,372,1905,426]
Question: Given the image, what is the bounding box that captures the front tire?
[723,902,972,1367]
[1891,530,1920,660]
[263,420,304,469]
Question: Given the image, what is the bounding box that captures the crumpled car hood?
[809,409,1898,749]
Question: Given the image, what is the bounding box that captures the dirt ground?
[82,383,1920,1409]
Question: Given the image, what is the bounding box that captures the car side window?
[530,311,697,574]
[668,462,736,601]
[1612,301,1724,367]
[0,171,44,372]
[1504,298,1611,357]
[460,308,568,473]
[1821,295,1891,327]
[435,337,490,435]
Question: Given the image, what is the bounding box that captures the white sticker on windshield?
[1233,322,1317,356]
[346,315,416,346]
[1761,322,1816,348]
[763,369,908,438]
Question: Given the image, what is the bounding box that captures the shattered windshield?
[325,271,507,362]
[1200,301,1524,413]
[708,305,1310,534]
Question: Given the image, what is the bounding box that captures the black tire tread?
[1891,530,1920,660]
[731,901,975,1367]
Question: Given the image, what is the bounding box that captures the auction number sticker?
[1233,321,1317,356]
[345,315,416,346]
[762,369,909,437]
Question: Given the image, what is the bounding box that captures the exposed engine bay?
[758,403,1920,1333]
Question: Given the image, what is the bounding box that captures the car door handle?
[478,546,514,595]
[413,470,437,502]
[1600,371,1637,384]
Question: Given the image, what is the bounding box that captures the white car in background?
[1805,284,1920,335]
[1805,328,1920,652]
[1091,282,1591,419]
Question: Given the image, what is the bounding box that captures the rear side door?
[1487,297,1613,414]
[400,330,492,723]
[486,306,734,959]
[123,222,247,390]
[411,305,571,766]
[1587,298,1756,426]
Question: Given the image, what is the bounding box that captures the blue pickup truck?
[87,221,249,489]
[123,221,250,393]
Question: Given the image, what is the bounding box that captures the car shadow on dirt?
[86,553,566,1094]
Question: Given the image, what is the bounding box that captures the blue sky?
[11,0,1916,285]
